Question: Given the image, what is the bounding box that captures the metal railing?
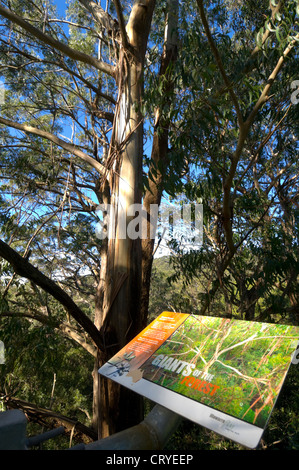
[0,409,65,450]
[0,405,182,450]
[75,405,182,450]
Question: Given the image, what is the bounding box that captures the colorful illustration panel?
[99,312,299,448]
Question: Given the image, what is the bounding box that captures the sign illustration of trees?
[140,316,299,428]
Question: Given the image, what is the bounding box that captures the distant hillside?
[148,255,206,322]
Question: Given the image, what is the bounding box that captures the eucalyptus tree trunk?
[141,0,178,326]
[93,0,156,439]
[92,0,180,439]
[94,58,145,438]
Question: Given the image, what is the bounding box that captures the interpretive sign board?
[98,312,299,448]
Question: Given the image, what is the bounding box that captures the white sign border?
[99,362,265,449]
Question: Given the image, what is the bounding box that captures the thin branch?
[0,239,104,351]
[0,5,115,77]
[196,0,247,254]
[233,104,292,199]
[196,0,243,127]
[78,0,118,34]
[47,18,98,32]
[2,395,97,441]
[2,208,62,299]
[245,33,299,127]
[112,0,129,49]
[222,125,249,253]
[0,116,106,176]
[0,38,117,103]
[1,310,97,356]
[250,0,282,57]
[219,335,297,360]
[215,360,268,384]
[221,33,297,254]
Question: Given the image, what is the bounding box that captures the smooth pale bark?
[96,58,145,438]
[92,1,156,438]
[92,1,180,437]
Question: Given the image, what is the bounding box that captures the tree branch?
[215,360,268,384]
[196,0,243,127]
[0,239,104,351]
[0,5,115,77]
[0,116,106,176]
[112,0,129,49]
[250,0,283,57]
[221,35,299,254]
[1,310,97,356]
[221,33,298,254]
[246,33,299,127]
[141,0,178,325]
[78,0,118,34]
[2,395,97,441]
[222,125,249,253]
[0,37,117,104]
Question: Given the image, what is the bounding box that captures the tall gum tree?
[0,0,179,438]
[93,0,157,438]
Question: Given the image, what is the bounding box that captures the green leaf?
[256,27,264,47]
[266,22,277,32]
[275,26,282,42]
